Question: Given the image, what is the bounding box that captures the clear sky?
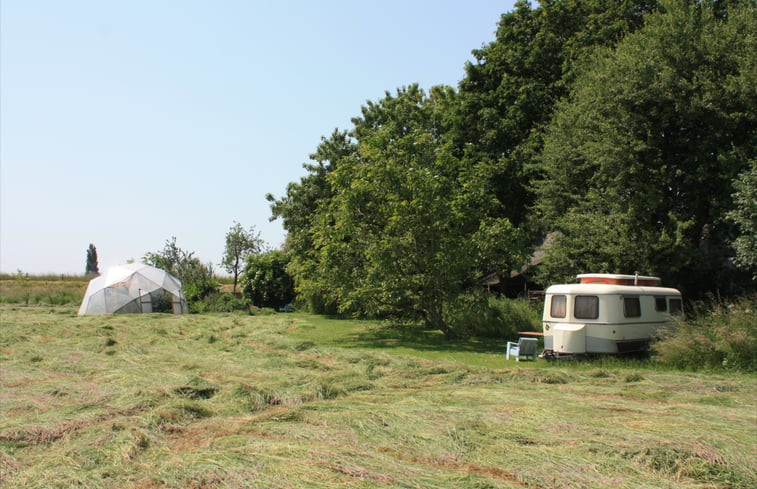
[1,0,515,275]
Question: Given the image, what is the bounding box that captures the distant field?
[0,278,87,305]
[1,306,754,488]
[0,277,237,304]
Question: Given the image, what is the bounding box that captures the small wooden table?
[517,331,544,337]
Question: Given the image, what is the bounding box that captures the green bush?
[143,237,219,302]
[241,250,295,309]
[444,292,541,338]
[652,298,756,372]
[189,292,250,314]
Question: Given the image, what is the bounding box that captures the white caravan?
[542,274,682,357]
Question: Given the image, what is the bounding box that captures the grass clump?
[623,441,753,488]
[149,400,215,432]
[234,384,283,411]
[652,297,756,372]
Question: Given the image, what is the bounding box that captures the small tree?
[85,244,99,276]
[221,222,263,294]
[143,237,218,302]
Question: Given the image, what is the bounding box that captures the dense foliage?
[443,293,542,339]
[269,0,756,335]
[534,1,757,295]
[653,297,757,371]
[189,291,250,314]
[310,86,524,338]
[241,250,295,309]
[728,162,757,278]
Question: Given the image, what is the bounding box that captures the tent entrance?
[149,290,174,313]
[139,292,152,313]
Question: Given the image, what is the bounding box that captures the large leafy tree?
[221,222,263,294]
[267,130,356,313]
[535,0,757,295]
[454,0,660,231]
[309,85,523,338]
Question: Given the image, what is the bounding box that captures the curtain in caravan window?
[574,296,598,319]
[624,297,641,317]
[550,295,566,318]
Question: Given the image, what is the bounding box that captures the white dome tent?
[78,263,188,315]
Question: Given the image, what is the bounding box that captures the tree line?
[140,230,295,312]
[268,0,756,337]
[84,223,295,313]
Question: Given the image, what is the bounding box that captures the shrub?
[444,292,541,338]
[241,250,295,309]
[652,298,756,372]
[189,292,250,314]
[143,237,219,302]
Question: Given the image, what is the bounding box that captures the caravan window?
[623,297,641,317]
[655,297,667,311]
[550,295,566,318]
[574,296,598,319]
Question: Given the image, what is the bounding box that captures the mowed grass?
[1,306,755,488]
[287,313,509,369]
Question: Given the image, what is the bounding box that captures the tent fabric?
[78,263,188,315]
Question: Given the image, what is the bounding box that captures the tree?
[729,162,757,279]
[308,85,524,338]
[534,0,757,296]
[267,129,356,313]
[143,237,218,301]
[241,250,294,309]
[85,244,99,276]
[454,0,661,233]
[221,222,263,294]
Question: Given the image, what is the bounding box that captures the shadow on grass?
[343,322,505,355]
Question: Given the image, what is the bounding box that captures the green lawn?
[1,306,755,488]
[286,313,514,369]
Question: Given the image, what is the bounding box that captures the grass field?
[1,305,755,488]
[0,305,757,488]
[0,278,87,306]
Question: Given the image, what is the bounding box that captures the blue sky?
[1,0,515,275]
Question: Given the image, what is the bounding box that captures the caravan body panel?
[542,275,682,355]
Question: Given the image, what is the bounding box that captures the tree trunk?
[425,304,457,340]
[232,257,240,295]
